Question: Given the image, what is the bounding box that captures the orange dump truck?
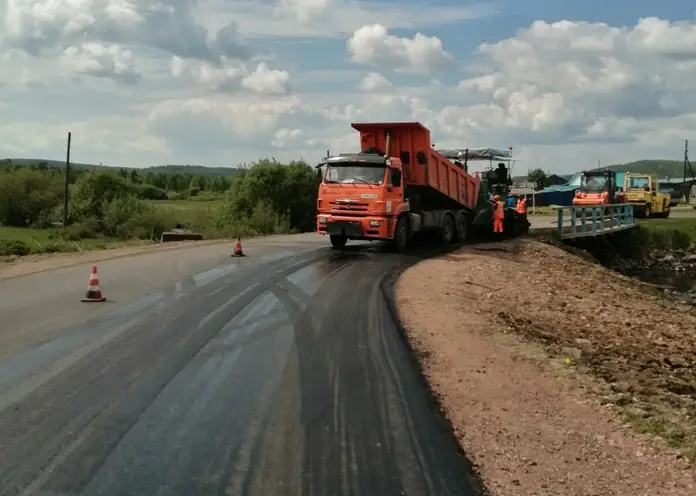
[316,122,481,252]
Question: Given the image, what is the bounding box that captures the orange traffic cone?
[231,236,245,257]
[81,264,106,302]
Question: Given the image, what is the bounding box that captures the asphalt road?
[0,233,484,496]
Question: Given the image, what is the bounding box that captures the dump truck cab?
[573,169,623,206]
[317,150,404,246]
[622,172,670,218]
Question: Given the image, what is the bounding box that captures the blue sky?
[1,0,695,174]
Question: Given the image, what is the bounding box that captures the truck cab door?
[385,168,403,215]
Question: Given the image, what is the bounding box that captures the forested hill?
[0,158,242,176]
[605,159,689,178]
[3,157,693,179]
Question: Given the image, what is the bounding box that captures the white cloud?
[278,0,334,23]
[271,127,303,148]
[241,62,292,94]
[348,23,452,74]
[169,57,291,94]
[2,0,248,61]
[203,0,495,39]
[447,17,696,153]
[62,42,141,84]
[4,10,696,174]
[359,72,391,91]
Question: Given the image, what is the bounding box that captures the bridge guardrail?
[554,204,635,239]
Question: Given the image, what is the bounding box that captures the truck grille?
[330,201,369,212]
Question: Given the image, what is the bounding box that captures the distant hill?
[1,158,98,170]
[604,160,692,178]
[514,159,693,182]
[0,158,242,176]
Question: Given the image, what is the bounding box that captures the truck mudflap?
[326,220,364,238]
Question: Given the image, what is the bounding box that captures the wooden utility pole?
[63,132,71,227]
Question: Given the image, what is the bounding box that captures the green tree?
[69,169,137,222]
[0,168,63,227]
[218,158,318,234]
[527,168,550,190]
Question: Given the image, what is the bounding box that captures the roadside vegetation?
[0,159,321,257]
[610,218,696,259]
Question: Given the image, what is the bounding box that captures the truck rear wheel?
[394,216,409,253]
[440,213,454,244]
[454,212,469,242]
[330,235,347,249]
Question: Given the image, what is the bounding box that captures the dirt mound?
[396,239,696,495]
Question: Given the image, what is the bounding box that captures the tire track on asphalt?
[0,249,329,495]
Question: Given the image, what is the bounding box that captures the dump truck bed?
[352,122,480,211]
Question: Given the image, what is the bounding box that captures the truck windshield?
[626,177,649,190]
[325,164,386,185]
[580,175,607,193]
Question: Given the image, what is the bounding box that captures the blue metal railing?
[554,204,635,238]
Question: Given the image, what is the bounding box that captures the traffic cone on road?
[231,236,245,257]
[81,264,107,302]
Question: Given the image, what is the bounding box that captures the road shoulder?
[0,239,234,280]
[395,240,696,496]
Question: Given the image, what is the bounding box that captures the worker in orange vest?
[492,194,504,233]
[516,195,528,215]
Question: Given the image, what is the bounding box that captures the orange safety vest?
[516,197,527,214]
[494,200,504,219]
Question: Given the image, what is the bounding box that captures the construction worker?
[492,194,504,233]
[516,195,528,215]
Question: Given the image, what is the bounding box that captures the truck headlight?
[318,216,328,224]
[369,220,381,227]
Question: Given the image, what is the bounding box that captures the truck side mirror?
[391,169,402,187]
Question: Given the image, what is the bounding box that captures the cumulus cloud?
[62,42,141,84]
[169,57,291,94]
[2,0,248,61]
[5,12,696,172]
[359,72,391,91]
[348,23,452,74]
[447,17,696,146]
[271,127,303,148]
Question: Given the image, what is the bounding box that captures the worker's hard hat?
[493,194,500,200]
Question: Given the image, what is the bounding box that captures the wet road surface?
[0,239,483,495]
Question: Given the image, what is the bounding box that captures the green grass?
[145,199,225,232]
[145,199,224,211]
[0,226,141,257]
[0,200,229,257]
[614,217,696,257]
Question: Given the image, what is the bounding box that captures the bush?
[0,168,64,227]
[0,239,30,256]
[60,217,101,241]
[137,184,168,200]
[217,158,319,235]
[1,158,321,251]
[615,219,696,257]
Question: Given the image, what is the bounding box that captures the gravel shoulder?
[396,239,696,496]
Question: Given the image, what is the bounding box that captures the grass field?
[0,200,225,257]
[0,226,144,256]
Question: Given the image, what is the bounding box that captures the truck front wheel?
[330,235,347,249]
[394,216,409,253]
